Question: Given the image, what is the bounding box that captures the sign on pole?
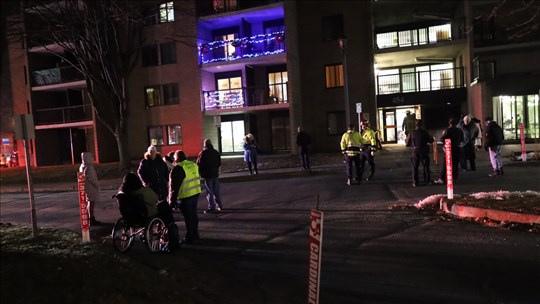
[355,103,362,114]
[77,172,90,242]
[308,209,323,304]
[444,139,454,200]
[519,123,526,162]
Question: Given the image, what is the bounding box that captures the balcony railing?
[376,23,453,50]
[199,31,286,64]
[377,67,465,95]
[33,104,93,126]
[203,83,288,111]
[32,66,85,87]
[198,0,281,17]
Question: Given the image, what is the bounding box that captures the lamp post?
[338,35,351,127]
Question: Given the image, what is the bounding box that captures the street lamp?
[338,34,351,127]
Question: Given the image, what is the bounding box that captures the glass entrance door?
[220,120,245,153]
[382,109,397,143]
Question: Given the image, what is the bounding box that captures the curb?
[440,198,540,224]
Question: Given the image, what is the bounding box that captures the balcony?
[32,66,85,87]
[199,31,286,65]
[33,104,93,126]
[376,67,465,95]
[203,83,288,112]
[375,23,457,50]
[197,0,281,17]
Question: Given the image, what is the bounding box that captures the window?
[376,23,451,49]
[159,2,174,23]
[145,83,179,107]
[328,112,345,135]
[167,125,182,145]
[160,42,177,65]
[142,2,174,25]
[142,43,176,67]
[325,64,344,88]
[321,14,343,41]
[149,126,164,146]
[268,71,288,103]
[142,45,159,67]
[493,94,540,140]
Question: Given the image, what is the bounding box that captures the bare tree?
[475,0,540,40]
[6,0,195,169]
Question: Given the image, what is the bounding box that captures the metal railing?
[376,67,465,95]
[33,104,93,125]
[203,83,288,110]
[32,66,85,87]
[199,31,286,64]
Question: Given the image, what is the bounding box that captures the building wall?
[292,1,375,152]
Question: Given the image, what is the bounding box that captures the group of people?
[340,120,377,185]
[79,139,224,245]
[404,114,504,187]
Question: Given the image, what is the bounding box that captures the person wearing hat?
[169,150,202,244]
[196,139,223,213]
[137,145,170,201]
[405,120,434,187]
[359,119,377,181]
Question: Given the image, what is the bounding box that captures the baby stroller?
[111,191,178,254]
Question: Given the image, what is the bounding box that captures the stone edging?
[440,198,540,224]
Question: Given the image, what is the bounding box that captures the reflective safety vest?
[176,160,202,199]
[340,130,362,156]
[362,128,377,147]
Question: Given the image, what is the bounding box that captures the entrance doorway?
[220,120,245,153]
[379,107,419,144]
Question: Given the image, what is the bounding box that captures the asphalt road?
[1,151,540,303]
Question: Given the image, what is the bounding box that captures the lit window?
[159,2,174,23]
[325,64,344,88]
[149,126,164,146]
[145,83,179,107]
[167,125,182,145]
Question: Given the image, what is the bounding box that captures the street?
[1,152,540,303]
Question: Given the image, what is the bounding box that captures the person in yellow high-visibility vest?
[340,124,363,185]
[360,120,377,181]
[168,150,202,244]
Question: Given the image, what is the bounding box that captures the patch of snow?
[413,191,540,209]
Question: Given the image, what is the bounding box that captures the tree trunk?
[115,128,131,172]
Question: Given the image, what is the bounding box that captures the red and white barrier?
[308,209,323,304]
[77,172,90,242]
[519,123,527,162]
[444,139,454,200]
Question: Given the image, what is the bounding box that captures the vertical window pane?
[325,64,344,88]
[159,2,174,23]
[145,86,161,107]
[167,125,182,145]
[142,45,158,67]
[160,42,177,65]
[149,126,164,146]
[527,95,539,138]
[163,83,179,105]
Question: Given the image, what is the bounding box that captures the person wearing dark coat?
[484,117,504,177]
[434,117,463,184]
[405,120,434,187]
[296,126,312,171]
[196,139,223,213]
[137,145,170,201]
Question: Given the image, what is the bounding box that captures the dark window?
[321,14,344,41]
[149,126,164,146]
[160,42,177,64]
[142,45,158,67]
[163,83,179,105]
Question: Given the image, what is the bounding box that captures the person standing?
[340,124,363,186]
[405,120,434,187]
[402,111,417,137]
[79,152,101,225]
[243,134,258,175]
[137,145,169,201]
[359,120,377,181]
[296,126,312,171]
[484,117,505,177]
[434,117,463,184]
[457,114,479,171]
[169,150,202,244]
[197,139,223,214]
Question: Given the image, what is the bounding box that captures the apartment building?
[4,0,538,167]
